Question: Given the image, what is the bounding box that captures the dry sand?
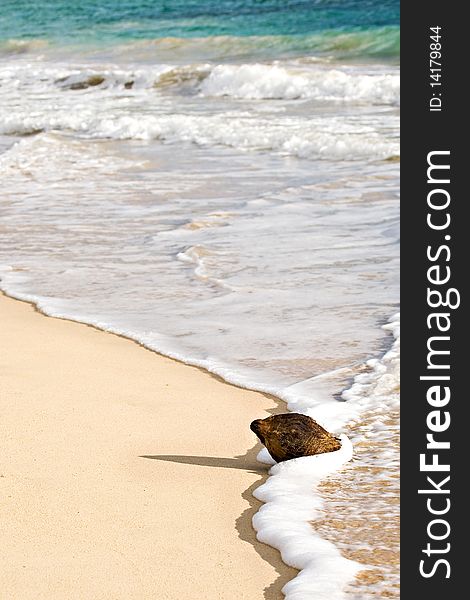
[0,293,297,599]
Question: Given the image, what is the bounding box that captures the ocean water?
[0,1,399,598]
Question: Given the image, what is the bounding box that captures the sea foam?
[254,435,361,599]
[200,63,399,105]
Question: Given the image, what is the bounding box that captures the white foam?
[201,63,399,105]
[253,436,360,599]
[341,313,400,410]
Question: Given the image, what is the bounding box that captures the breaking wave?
[200,63,399,104]
[0,38,49,56]
[0,111,399,161]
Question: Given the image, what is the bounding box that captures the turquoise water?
[1,0,399,60]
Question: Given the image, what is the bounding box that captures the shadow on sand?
[140,434,298,599]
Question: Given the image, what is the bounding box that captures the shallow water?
[0,1,399,597]
[320,410,400,598]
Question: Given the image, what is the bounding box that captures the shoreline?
[0,292,298,599]
[0,286,292,402]
[0,289,274,395]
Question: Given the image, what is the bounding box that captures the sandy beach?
[0,293,297,599]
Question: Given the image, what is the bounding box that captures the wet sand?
[316,409,400,598]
